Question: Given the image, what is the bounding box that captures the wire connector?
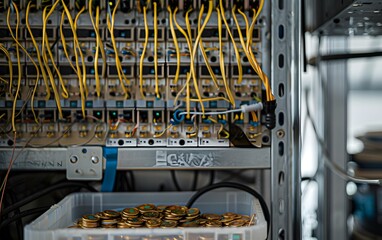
[263,100,277,130]
[240,102,263,113]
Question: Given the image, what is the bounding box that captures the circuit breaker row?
[0,0,269,148]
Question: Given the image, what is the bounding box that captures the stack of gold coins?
[69,204,257,229]
[81,214,100,228]
[121,207,140,220]
[145,219,162,228]
[125,216,144,228]
[97,210,120,228]
[137,204,156,213]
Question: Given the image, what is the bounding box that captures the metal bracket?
[66,147,103,180]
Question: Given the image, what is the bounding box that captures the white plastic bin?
[24,191,267,240]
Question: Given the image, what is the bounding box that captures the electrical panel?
[0,0,275,148]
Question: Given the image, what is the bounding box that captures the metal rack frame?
[0,0,301,238]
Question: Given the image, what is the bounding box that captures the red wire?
[0,131,17,216]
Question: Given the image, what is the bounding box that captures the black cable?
[8,191,22,239]
[171,170,182,191]
[0,206,50,229]
[301,176,313,182]
[209,170,215,186]
[186,182,270,236]
[191,170,199,191]
[301,0,307,72]
[2,182,97,217]
[127,171,135,191]
[308,51,382,66]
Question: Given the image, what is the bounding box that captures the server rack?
[0,0,301,239]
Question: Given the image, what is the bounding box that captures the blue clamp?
[101,147,118,192]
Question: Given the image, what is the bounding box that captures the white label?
[155,151,217,167]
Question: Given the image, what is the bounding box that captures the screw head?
[70,155,78,164]
[91,156,99,164]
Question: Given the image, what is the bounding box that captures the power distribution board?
[0,0,276,148]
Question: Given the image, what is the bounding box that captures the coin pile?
[69,204,256,229]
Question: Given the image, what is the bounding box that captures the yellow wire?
[197,4,219,88]
[107,0,129,99]
[234,5,274,101]
[89,0,100,97]
[0,76,8,84]
[59,11,78,75]
[216,7,235,107]
[41,2,62,118]
[41,5,63,119]
[0,44,12,95]
[189,0,215,114]
[153,124,172,138]
[188,97,230,103]
[61,0,86,118]
[139,5,149,98]
[89,0,106,97]
[43,4,69,99]
[172,9,202,116]
[26,1,50,100]
[251,111,259,122]
[7,3,40,130]
[0,113,5,120]
[246,1,274,101]
[7,5,24,128]
[220,0,242,84]
[74,7,88,97]
[153,2,160,99]
[167,6,180,84]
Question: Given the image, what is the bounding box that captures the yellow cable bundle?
[43,3,69,99]
[26,1,50,100]
[89,0,107,97]
[153,1,160,99]
[216,7,235,107]
[108,0,130,99]
[233,2,274,101]
[61,0,87,118]
[139,3,149,98]
[0,44,12,94]
[167,6,180,84]
[197,4,219,88]
[40,4,63,119]
[219,0,242,84]
[74,7,88,97]
[59,11,78,75]
[188,0,215,114]
[7,2,41,130]
[172,7,197,117]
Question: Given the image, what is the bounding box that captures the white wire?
[178,109,241,116]
[306,88,382,185]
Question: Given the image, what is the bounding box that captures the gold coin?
[205,220,222,227]
[227,219,247,227]
[137,204,156,212]
[202,213,220,220]
[142,211,160,219]
[122,207,140,216]
[160,220,178,228]
[156,205,167,212]
[220,217,235,224]
[82,214,99,222]
[187,208,200,216]
[103,210,120,219]
[126,217,144,225]
[117,221,131,228]
[146,219,162,228]
[171,208,186,217]
[180,221,199,228]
